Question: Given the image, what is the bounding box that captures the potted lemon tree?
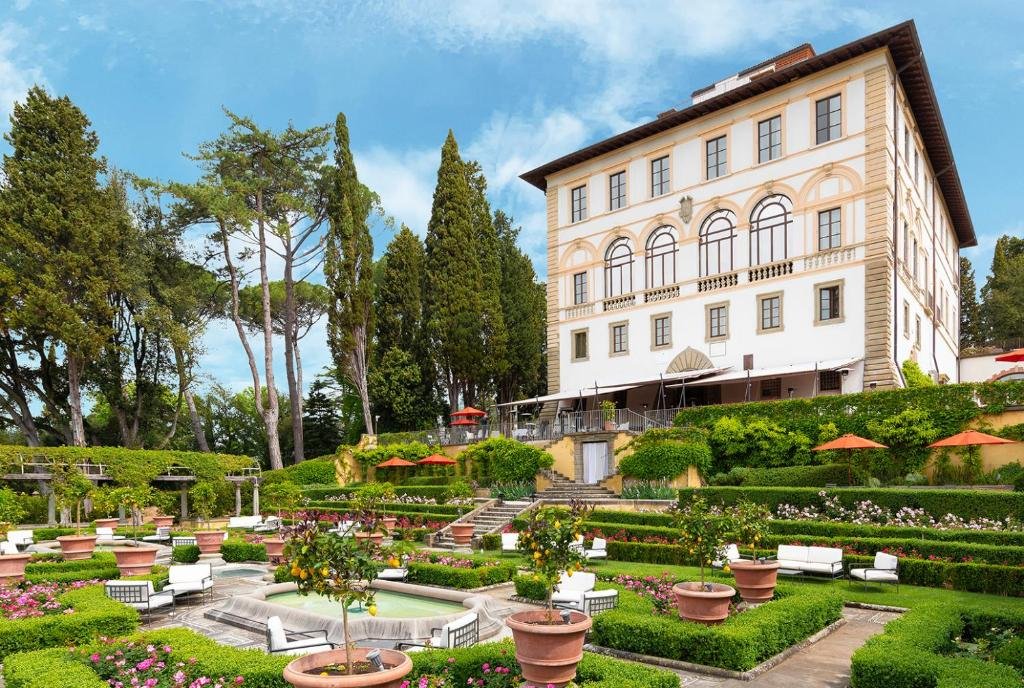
[110,485,159,575]
[281,512,411,688]
[508,505,591,688]
[53,465,99,561]
[354,483,393,547]
[671,492,735,624]
[262,481,301,563]
[729,500,779,604]
[190,481,225,554]
[600,400,617,431]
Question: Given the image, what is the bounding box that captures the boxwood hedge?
[220,538,267,562]
[407,560,516,589]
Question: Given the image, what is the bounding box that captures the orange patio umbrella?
[418,454,457,466]
[376,456,417,468]
[813,433,888,485]
[995,348,1024,363]
[451,418,479,426]
[452,406,487,417]
[928,430,1014,448]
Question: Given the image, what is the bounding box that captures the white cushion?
[850,568,899,582]
[228,516,262,529]
[777,545,809,562]
[0,541,17,555]
[714,543,741,566]
[378,568,407,580]
[169,564,212,585]
[501,533,519,551]
[801,561,841,574]
[874,552,898,571]
[95,527,125,540]
[7,530,32,545]
[777,559,806,570]
[807,547,843,565]
[585,549,607,560]
[591,538,607,551]
[550,590,584,605]
[555,571,595,594]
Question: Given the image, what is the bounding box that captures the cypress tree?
[423,131,482,410]
[958,256,983,350]
[980,235,1024,347]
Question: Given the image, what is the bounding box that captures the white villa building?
[506,21,975,435]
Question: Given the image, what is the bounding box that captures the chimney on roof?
[691,43,816,105]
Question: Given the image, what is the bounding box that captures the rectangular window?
[609,170,627,210]
[904,125,910,161]
[903,222,909,265]
[912,238,918,279]
[759,295,781,331]
[651,156,670,197]
[815,94,841,144]
[817,208,841,250]
[819,370,842,392]
[653,315,671,348]
[708,305,728,339]
[818,285,841,322]
[914,149,919,184]
[611,323,628,354]
[573,272,587,305]
[761,378,782,399]
[915,316,922,347]
[572,330,588,360]
[758,115,781,163]
[903,301,910,338]
[570,185,587,223]
[706,135,727,179]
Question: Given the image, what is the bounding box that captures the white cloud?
[0,23,46,129]
[355,146,439,236]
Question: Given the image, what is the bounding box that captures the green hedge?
[308,505,457,523]
[0,585,138,661]
[618,440,711,481]
[4,647,106,688]
[24,553,122,584]
[407,561,517,589]
[591,582,843,672]
[850,601,1024,687]
[262,457,337,486]
[303,500,466,516]
[220,538,268,562]
[172,544,200,563]
[679,486,1024,521]
[514,574,551,600]
[712,464,852,487]
[401,476,454,486]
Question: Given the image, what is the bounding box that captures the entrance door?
[582,441,609,484]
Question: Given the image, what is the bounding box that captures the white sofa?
[163,563,214,602]
[776,545,844,578]
[228,516,263,530]
[254,516,281,533]
[7,530,32,550]
[585,537,608,560]
[266,615,335,655]
[501,532,519,553]
[849,552,899,590]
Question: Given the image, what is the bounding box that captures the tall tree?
[423,131,483,410]
[493,211,547,404]
[302,375,345,458]
[0,87,125,446]
[325,113,376,435]
[959,256,983,350]
[981,235,1024,347]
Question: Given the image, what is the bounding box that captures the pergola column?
[235,484,242,517]
[179,485,189,519]
[39,480,56,525]
[252,480,259,516]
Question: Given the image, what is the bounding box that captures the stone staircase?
[433,500,533,550]
[535,469,617,502]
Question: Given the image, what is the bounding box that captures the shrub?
[707,416,813,472]
[402,476,452,486]
[618,440,711,481]
[620,481,677,499]
[994,637,1024,672]
[489,481,534,501]
[458,437,552,485]
[513,574,548,600]
[710,464,850,487]
[867,408,939,480]
[407,561,516,588]
[220,538,267,562]
[480,533,500,551]
[902,358,937,387]
[172,545,200,563]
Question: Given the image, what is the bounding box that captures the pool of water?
[215,567,267,578]
[266,590,465,618]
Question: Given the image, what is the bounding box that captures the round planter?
[0,553,32,585]
[354,532,384,547]
[195,530,226,554]
[506,609,592,688]
[94,518,120,529]
[450,522,475,546]
[56,534,98,561]
[730,559,780,603]
[282,647,412,688]
[380,516,397,533]
[672,582,735,625]
[264,537,286,563]
[112,546,159,576]
[152,516,175,528]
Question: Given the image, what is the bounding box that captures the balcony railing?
[803,246,856,270]
[562,303,593,320]
[698,272,738,292]
[748,260,794,283]
[603,293,636,311]
[644,284,680,303]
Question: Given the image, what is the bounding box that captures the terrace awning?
[497,368,728,407]
[678,357,862,387]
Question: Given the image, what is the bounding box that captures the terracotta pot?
[94,518,120,529]
[112,546,159,576]
[354,532,384,547]
[56,534,98,561]
[152,516,175,528]
[0,553,32,585]
[264,538,286,563]
[282,647,412,688]
[672,582,735,624]
[603,420,616,431]
[730,559,780,603]
[380,516,397,533]
[507,609,592,688]
[195,530,226,554]
[450,522,475,546]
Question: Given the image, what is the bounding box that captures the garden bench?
[105,580,175,619]
[848,552,899,591]
[163,563,214,603]
[551,570,596,607]
[556,588,619,616]
[266,615,335,655]
[398,612,479,652]
[7,530,33,550]
[774,544,844,579]
[377,567,408,581]
[712,543,744,569]
[585,537,608,560]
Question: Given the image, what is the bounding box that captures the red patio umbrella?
[452,406,487,417]
[813,434,888,485]
[451,418,479,426]
[376,457,417,468]
[995,348,1024,363]
[418,454,457,466]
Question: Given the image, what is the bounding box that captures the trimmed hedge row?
[303,500,467,516]
[220,539,267,563]
[679,486,1024,520]
[407,561,517,589]
[850,602,1024,687]
[0,585,139,661]
[591,582,844,671]
[760,533,1024,566]
[713,463,853,487]
[301,485,453,502]
[172,544,201,563]
[306,505,457,523]
[22,553,167,587]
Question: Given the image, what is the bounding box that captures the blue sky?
[1,1,1021,394]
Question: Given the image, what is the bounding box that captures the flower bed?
[0,581,93,620]
[407,552,516,589]
[84,638,244,688]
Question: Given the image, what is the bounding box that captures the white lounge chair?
[228,516,263,530]
[849,552,899,591]
[142,526,171,543]
[7,530,33,551]
[712,543,743,569]
[95,527,126,543]
[254,516,281,533]
[399,612,479,652]
[105,580,175,618]
[550,571,596,608]
[266,615,335,655]
[329,520,358,537]
[171,536,197,547]
[557,588,619,616]
[585,537,608,560]
[501,532,519,553]
[569,535,585,556]
[163,563,214,602]
[0,541,18,555]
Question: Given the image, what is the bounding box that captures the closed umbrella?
[812,434,888,485]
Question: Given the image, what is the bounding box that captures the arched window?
[604,238,633,297]
[645,227,677,289]
[698,210,736,277]
[749,194,792,265]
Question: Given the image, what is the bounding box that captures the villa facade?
[510,21,975,430]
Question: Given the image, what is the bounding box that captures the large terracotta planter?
[730,559,780,603]
[450,522,475,546]
[354,531,384,547]
[112,546,158,576]
[94,518,120,529]
[507,609,592,688]
[380,516,397,533]
[152,516,175,528]
[282,647,412,688]
[0,553,32,585]
[56,534,98,561]
[672,582,735,624]
[264,537,286,563]
[195,530,226,554]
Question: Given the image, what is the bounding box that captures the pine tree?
[423,131,483,410]
[302,377,345,458]
[376,226,425,353]
[325,113,376,434]
[959,256,983,350]
[980,235,1024,347]
[494,211,547,404]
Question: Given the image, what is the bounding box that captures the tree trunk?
[67,352,86,447]
[294,334,306,441]
[184,388,210,452]
[256,211,283,471]
[282,247,304,462]
[348,324,374,434]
